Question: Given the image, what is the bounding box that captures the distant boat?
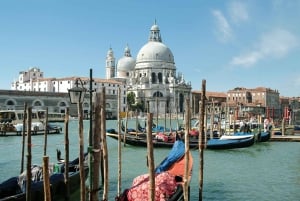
[221,130,271,143]
[0,109,44,130]
[36,110,65,122]
[0,155,88,201]
[0,110,62,136]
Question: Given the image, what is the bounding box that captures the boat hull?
[206,136,255,150]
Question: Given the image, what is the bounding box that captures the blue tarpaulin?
[155,139,185,173]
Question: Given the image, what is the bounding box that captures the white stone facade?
[107,22,192,115]
[11,68,127,116]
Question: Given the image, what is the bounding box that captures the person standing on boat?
[264,118,270,132]
[239,121,245,132]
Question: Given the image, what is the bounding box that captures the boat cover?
[126,172,177,201]
[155,139,185,174]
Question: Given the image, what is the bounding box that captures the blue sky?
[1,0,300,97]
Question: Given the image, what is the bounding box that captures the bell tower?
[105,47,115,79]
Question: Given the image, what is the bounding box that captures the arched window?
[59,101,67,107]
[158,72,162,84]
[33,100,42,107]
[153,91,163,97]
[5,99,16,110]
[179,93,184,113]
[7,100,15,105]
[151,72,156,84]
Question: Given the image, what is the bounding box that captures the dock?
[270,134,300,142]
[0,130,62,137]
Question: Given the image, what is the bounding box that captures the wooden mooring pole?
[90,93,101,201]
[43,107,51,201]
[184,98,191,201]
[64,108,70,201]
[92,93,101,201]
[101,88,109,201]
[43,156,51,201]
[20,103,27,174]
[198,79,206,201]
[78,101,86,201]
[26,107,32,201]
[43,107,48,156]
[117,87,122,197]
[146,113,155,201]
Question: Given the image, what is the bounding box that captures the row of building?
[5,22,300,123]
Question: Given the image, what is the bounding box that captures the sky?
[1,0,300,97]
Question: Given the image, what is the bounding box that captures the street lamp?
[68,78,87,201]
[68,79,86,104]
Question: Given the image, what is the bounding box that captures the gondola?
[116,138,193,201]
[257,131,271,142]
[107,129,255,150]
[0,154,88,201]
[205,136,255,149]
[107,130,195,148]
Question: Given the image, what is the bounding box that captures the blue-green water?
[0,120,299,201]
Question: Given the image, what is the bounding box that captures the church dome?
[117,56,135,71]
[136,41,174,64]
[117,45,135,72]
[136,23,174,67]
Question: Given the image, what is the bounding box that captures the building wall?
[0,90,119,119]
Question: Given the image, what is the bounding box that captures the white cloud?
[212,9,233,43]
[229,1,249,24]
[230,29,298,67]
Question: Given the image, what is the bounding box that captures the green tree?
[127,92,136,111]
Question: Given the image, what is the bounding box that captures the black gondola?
[107,130,255,150]
[0,155,88,201]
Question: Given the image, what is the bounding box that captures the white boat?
[0,109,43,131]
[36,110,65,122]
[0,110,62,135]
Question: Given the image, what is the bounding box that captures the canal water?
[0,120,299,201]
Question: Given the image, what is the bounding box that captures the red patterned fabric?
[127,172,177,201]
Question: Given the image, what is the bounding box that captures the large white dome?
[136,41,174,64]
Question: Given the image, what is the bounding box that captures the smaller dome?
[117,45,136,72]
[117,56,136,71]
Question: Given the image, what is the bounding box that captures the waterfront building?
[226,87,280,120]
[107,22,192,116]
[9,67,127,118]
[192,87,283,124]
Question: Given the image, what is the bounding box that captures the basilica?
[106,22,192,115]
